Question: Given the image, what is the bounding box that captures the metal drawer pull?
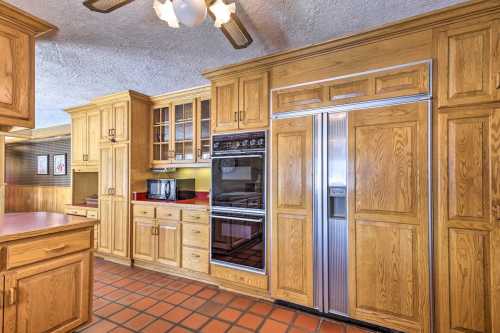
[191,230,201,234]
[211,215,263,223]
[7,288,16,306]
[191,253,201,258]
[496,72,500,89]
[44,244,67,252]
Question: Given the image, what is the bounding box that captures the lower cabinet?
[3,251,91,333]
[98,198,129,258]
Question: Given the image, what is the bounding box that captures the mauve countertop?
[131,198,210,209]
[0,212,98,243]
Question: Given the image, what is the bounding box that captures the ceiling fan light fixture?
[83,0,135,13]
[209,0,235,28]
[219,13,252,49]
[172,0,207,27]
[154,0,179,28]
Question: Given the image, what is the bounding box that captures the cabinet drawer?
[133,205,155,218]
[273,85,327,113]
[157,206,181,221]
[65,207,87,216]
[182,223,209,249]
[182,247,209,273]
[182,210,209,224]
[87,210,98,219]
[6,230,92,269]
[211,264,268,290]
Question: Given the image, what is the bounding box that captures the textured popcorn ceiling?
[7,0,465,128]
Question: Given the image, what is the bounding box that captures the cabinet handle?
[191,230,201,234]
[496,72,500,89]
[197,148,201,159]
[151,226,156,235]
[234,111,238,122]
[239,110,245,121]
[191,253,200,258]
[44,244,67,253]
[108,129,112,137]
[7,288,16,306]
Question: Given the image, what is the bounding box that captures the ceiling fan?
[83,0,253,49]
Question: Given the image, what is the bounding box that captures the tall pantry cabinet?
[93,91,151,262]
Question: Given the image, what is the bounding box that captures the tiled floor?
[77,258,374,333]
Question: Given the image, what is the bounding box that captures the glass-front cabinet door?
[152,106,172,165]
[196,98,211,163]
[173,101,195,163]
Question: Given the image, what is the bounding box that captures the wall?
[148,167,211,192]
[5,137,71,186]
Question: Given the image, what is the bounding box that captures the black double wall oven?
[211,131,266,273]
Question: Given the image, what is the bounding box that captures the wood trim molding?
[91,90,151,105]
[0,1,57,37]
[150,85,211,105]
[202,0,500,80]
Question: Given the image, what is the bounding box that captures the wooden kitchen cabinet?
[348,102,430,333]
[99,101,129,143]
[67,104,100,169]
[0,2,55,129]
[150,86,211,167]
[436,107,500,333]
[157,220,181,267]
[212,72,269,133]
[133,217,155,262]
[437,18,500,107]
[3,252,91,333]
[270,116,314,307]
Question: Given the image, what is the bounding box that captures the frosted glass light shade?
[154,0,180,28]
[172,0,207,27]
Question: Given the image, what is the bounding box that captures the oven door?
[211,212,265,272]
[211,154,265,211]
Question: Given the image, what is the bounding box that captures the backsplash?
[5,137,71,186]
[148,167,211,192]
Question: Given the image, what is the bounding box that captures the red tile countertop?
[132,192,209,208]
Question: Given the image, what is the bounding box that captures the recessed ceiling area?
[7,0,465,128]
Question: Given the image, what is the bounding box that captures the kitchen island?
[0,212,97,333]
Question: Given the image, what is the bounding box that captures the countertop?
[0,212,98,243]
[131,198,210,209]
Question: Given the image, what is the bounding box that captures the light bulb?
[154,0,180,28]
[209,0,235,28]
[172,0,207,27]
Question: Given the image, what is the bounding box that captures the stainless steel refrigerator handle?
[211,215,263,223]
[212,155,263,159]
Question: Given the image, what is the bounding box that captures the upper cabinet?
[99,101,129,143]
[0,2,56,129]
[66,104,100,170]
[272,63,430,113]
[212,72,269,133]
[150,86,211,168]
[437,18,500,107]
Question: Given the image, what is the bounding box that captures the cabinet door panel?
[438,20,499,106]
[113,101,129,142]
[113,144,129,200]
[71,113,87,166]
[99,146,113,197]
[133,218,155,262]
[98,198,112,254]
[239,72,269,130]
[348,102,429,332]
[0,23,33,128]
[196,98,211,163]
[212,79,238,133]
[271,116,313,306]
[112,199,129,258]
[4,252,90,333]
[100,105,113,142]
[157,220,181,267]
[86,110,100,166]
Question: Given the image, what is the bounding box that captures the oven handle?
[211,215,264,223]
[212,154,263,159]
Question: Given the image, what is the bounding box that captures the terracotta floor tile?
[116,293,143,306]
[95,303,124,317]
[81,319,117,333]
[217,308,242,322]
[109,308,140,324]
[212,291,236,305]
[93,297,111,310]
[320,320,347,333]
[124,313,155,331]
[347,326,371,333]
[125,281,148,292]
[167,281,187,290]
[93,281,106,290]
[201,319,231,333]
[112,278,134,288]
[197,288,218,299]
[141,319,173,333]
[181,312,210,330]
[248,302,273,316]
[162,306,192,323]
[137,285,161,296]
[181,296,206,310]
[103,289,130,301]
[150,288,174,300]
[196,300,225,317]
[237,313,264,330]
[258,319,288,333]
[131,297,158,311]
[228,326,253,333]
[269,307,296,323]
[294,313,320,331]
[289,327,309,333]
[229,297,254,311]
[165,292,191,305]
[145,302,174,317]
[94,285,118,297]
[170,326,192,333]
[181,284,204,295]
[109,326,134,333]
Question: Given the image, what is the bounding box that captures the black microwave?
[147,179,196,200]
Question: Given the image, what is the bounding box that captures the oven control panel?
[212,131,266,154]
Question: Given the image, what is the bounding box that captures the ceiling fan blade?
[210,12,253,49]
[83,0,135,13]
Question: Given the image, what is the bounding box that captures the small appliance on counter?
[147,178,196,200]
